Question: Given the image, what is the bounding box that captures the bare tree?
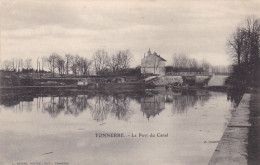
[17,59,23,72]
[107,50,132,73]
[201,60,210,72]
[227,17,260,86]
[228,17,260,66]
[92,49,109,75]
[78,57,92,76]
[71,55,81,76]
[172,54,203,72]
[6,59,15,71]
[227,27,244,66]
[1,60,13,71]
[41,57,47,71]
[117,49,132,71]
[189,58,198,70]
[173,54,181,68]
[108,54,120,73]
[179,54,188,68]
[65,54,74,75]
[47,53,59,77]
[57,56,65,76]
[245,17,260,65]
[25,59,32,70]
[172,54,189,68]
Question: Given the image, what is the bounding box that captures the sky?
[1,0,260,68]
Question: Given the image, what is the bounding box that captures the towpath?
[209,66,260,165]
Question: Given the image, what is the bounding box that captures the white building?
[141,49,167,75]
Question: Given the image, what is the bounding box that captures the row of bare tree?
[227,17,260,87]
[45,53,92,77]
[171,54,230,74]
[1,58,32,72]
[47,49,132,76]
[228,17,260,67]
[0,49,132,77]
[92,49,132,76]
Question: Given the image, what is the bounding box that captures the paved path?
[208,94,251,165]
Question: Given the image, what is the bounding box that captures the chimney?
[148,48,151,55]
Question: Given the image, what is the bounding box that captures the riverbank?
[208,64,260,165]
[209,88,260,164]
[208,93,251,165]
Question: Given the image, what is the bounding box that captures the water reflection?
[90,94,132,121]
[141,93,165,120]
[0,89,236,121]
[42,96,93,117]
[166,90,210,114]
[227,89,244,108]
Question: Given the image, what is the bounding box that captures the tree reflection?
[0,92,34,107]
[0,89,216,121]
[43,97,64,118]
[90,94,133,122]
[65,95,92,116]
[110,95,132,121]
[227,89,244,108]
[166,90,210,114]
[42,95,92,117]
[90,95,111,122]
[0,91,134,121]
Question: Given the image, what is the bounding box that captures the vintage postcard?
[0,0,260,165]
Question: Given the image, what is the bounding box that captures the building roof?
[154,54,167,61]
[145,48,167,61]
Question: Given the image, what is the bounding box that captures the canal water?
[0,89,235,165]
